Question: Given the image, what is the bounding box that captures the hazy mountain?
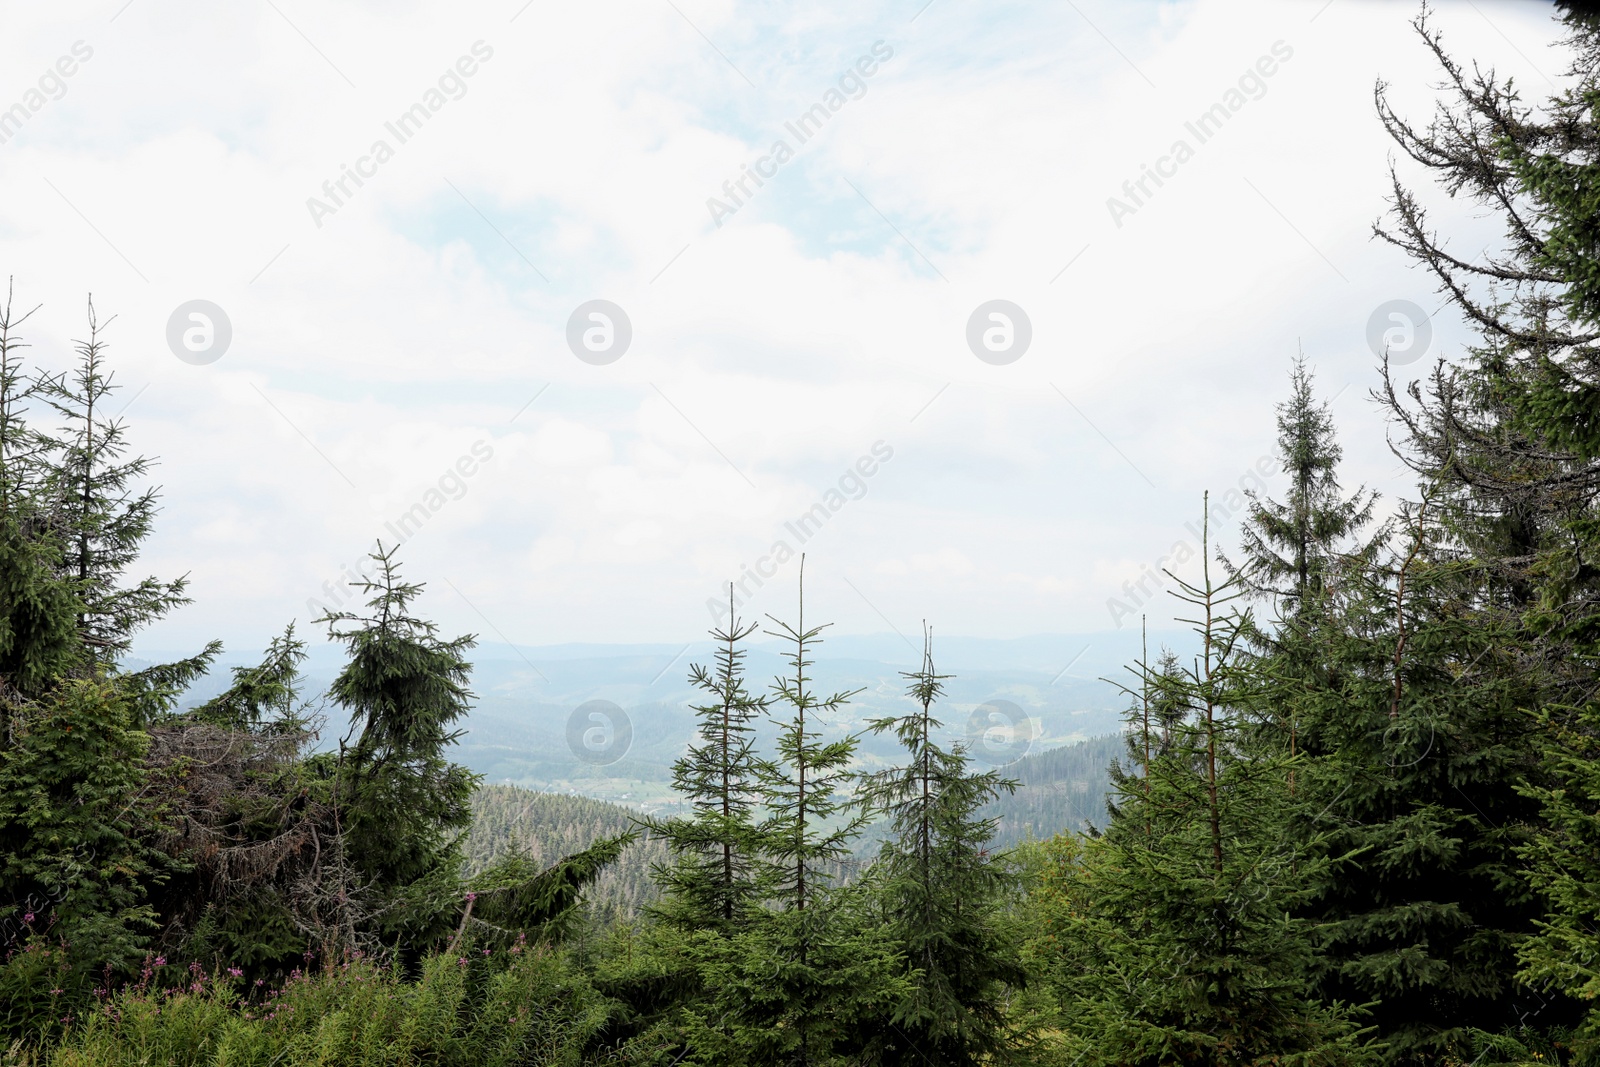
[133,630,1183,811]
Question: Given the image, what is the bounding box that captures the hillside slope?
[983,733,1121,848]
[466,786,668,921]
[466,731,1126,918]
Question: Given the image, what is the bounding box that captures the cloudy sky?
[0,0,1563,658]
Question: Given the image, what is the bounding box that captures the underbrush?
[4,939,615,1067]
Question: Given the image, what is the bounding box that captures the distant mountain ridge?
[132,631,1174,812]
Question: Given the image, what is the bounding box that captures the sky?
[0,0,1568,659]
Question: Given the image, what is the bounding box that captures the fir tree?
[192,624,306,732]
[1226,360,1378,798]
[138,632,324,974]
[1107,622,1191,820]
[1369,7,1600,1050]
[859,627,1024,1066]
[1517,699,1600,1060]
[0,680,170,974]
[452,828,638,949]
[679,560,907,1067]
[0,280,56,514]
[757,559,867,917]
[747,558,892,1065]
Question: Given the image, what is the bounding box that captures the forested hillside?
[466,786,668,921]
[463,734,1124,913]
[982,734,1119,846]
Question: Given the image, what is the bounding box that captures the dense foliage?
[13,6,1600,1065]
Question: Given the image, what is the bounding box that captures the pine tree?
[317,543,479,940]
[858,628,1024,1066]
[1048,501,1375,1066]
[644,588,769,934]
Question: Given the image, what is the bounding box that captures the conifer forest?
[9,2,1600,1065]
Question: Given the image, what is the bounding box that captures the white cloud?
[0,0,1563,653]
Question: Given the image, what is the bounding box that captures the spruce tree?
[680,560,906,1066]
[317,543,479,939]
[1223,353,1376,616]
[858,628,1024,1066]
[139,631,322,973]
[1048,502,1375,1066]
[1107,623,1191,817]
[1284,498,1558,1062]
[644,588,769,934]
[44,298,187,666]
[0,680,170,974]
[0,280,55,515]
[193,624,306,732]
[1221,359,1384,811]
[1517,700,1600,1060]
[756,560,868,918]
[1370,7,1600,1050]
[0,283,80,709]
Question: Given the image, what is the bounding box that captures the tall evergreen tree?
[1223,353,1377,616]
[676,561,906,1067]
[1047,502,1375,1066]
[1283,497,1561,1062]
[858,629,1024,1066]
[0,280,55,515]
[1517,698,1600,1060]
[44,299,187,665]
[1369,7,1600,1052]
[644,588,769,934]
[317,543,479,940]
[756,560,868,918]
[0,283,79,709]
